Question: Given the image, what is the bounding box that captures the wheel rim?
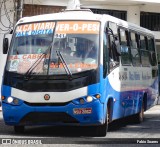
[140,102,144,121]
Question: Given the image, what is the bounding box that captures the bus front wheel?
[94,121,107,137]
[14,126,25,133]
[94,108,109,137]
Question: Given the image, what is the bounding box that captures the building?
[1,0,160,95]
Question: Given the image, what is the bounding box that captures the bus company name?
[129,71,151,81]
[129,72,140,80]
[142,72,151,80]
[17,22,55,32]
[16,29,53,37]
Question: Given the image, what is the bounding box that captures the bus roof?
[103,14,154,36]
[17,9,154,37]
[17,9,100,23]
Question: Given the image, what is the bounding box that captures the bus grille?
[20,112,79,125]
[24,101,70,106]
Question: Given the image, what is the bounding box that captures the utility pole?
[14,0,24,26]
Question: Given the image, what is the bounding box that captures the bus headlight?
[7,97,13,103]
[86,96,93,102]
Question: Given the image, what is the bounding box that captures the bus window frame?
[103,30,109,78]
[140,49,151,67]
[137,33,152,67]
[107,21,120,72]
[147,36,157,66]
[128,30,141,67]
[118,26,132,66]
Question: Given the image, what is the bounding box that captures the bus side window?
[148,37,157,66]
[130,32,141,66]
[139,35,150,66]
[119,28,131,66]
[139,35,147,50]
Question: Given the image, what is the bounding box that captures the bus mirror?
[3,33,12,54]
[3,38,9,54]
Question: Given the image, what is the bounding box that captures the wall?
[0,0,14,95]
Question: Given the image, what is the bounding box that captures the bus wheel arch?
[91,97,114,137]
[107,98,114,123]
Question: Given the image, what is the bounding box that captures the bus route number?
[55,34,66,38]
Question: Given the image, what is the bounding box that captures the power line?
[0,0,14,32]
[4,0,14,26]
[0,9,14,17]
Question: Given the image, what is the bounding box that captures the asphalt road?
[0,105,160,146]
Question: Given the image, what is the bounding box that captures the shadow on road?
[0,117,129,137]
[0,112,160,137]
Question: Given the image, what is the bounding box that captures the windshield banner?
[56,21,100,34]
[15,21,99,37]
[16,22,55,37]
[7,54,46,73]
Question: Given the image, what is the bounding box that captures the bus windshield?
[6,21,100,75]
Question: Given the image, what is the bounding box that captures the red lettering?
[27,55,32,59]
[32,54,37,59]
[22,55,27,59]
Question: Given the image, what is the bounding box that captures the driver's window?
[108,22,120,70]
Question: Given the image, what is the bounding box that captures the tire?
[14,126,25,133]
[94,108,109,137]
[134,101,144,123]
[94,121,108,137]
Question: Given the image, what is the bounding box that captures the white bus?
[1,6,159,136]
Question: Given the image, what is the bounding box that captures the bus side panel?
[100,66,158,121]
[99,66,125,120]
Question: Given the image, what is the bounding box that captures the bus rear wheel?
[14,126,25,133]
[134,101,144,123]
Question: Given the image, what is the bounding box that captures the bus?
[1,7,159,136]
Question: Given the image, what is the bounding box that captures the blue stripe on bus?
[1,85,11,97]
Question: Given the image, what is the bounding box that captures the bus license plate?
[73,108,92,114]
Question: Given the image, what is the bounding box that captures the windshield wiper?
[24,45,52,80]
[24,52,47,80]
[56,50,73,80]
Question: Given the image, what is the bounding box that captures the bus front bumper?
[2,99,104,126]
